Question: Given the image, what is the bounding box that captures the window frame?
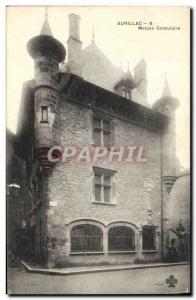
[41,106,49,123]
[92,114,112,147]
[92,167,116,205]
[126,89,131,100]
[39,66,49,73]
[94,173,112,203]
[108,225,135,252]
[122,86,127,98]
[70,223,103,253]
[122,86,131,100]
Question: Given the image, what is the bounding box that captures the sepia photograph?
[6,5,191,295]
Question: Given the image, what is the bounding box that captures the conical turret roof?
[40,17,53,36]
[161,77,172,98]
[152,75,179,110]
[27,13,66,62]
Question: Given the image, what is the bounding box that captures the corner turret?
[27,13,66,169]
[153,76,180,258]
[153,77,179,180]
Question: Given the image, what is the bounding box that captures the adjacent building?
[7,129,26,258]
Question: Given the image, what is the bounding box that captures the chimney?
[67,13,82,76]
[134,59,147,102]
[68,14,81,40]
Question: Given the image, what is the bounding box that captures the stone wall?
[44,99,162,266]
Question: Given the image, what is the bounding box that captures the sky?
[6,6,190,168]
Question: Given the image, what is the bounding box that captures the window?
[93,167,116,203]
[108,226,135,251]
[126,89,130,99]
[93,116,111,146]
[122,86,131,100]
[142,226,156,250]
[122,86,127,98]
[41,106,48,122]
[71,224,103,252]
[39,66,49,73]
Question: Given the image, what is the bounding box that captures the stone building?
[15,13,189,267]
[7,129,27,258]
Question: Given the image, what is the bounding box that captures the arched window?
[142,226,156,250]
[108,226,135,251]
[71,224,103,252]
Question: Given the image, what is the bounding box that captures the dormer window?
[114,71,135,100]
[41,106,48,122]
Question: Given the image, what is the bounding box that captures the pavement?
[21,260,188,276]
[7,263,190,294]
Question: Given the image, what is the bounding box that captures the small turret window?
[41,106,48,122]
[40,66,49,73]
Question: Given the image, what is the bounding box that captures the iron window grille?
[108,226,135,251]
[71,224,103,252]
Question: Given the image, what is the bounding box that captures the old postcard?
[6,6,191,295]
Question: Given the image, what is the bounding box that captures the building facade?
[15,13,185,268]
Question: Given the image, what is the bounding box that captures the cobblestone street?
[7,264,190,295]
